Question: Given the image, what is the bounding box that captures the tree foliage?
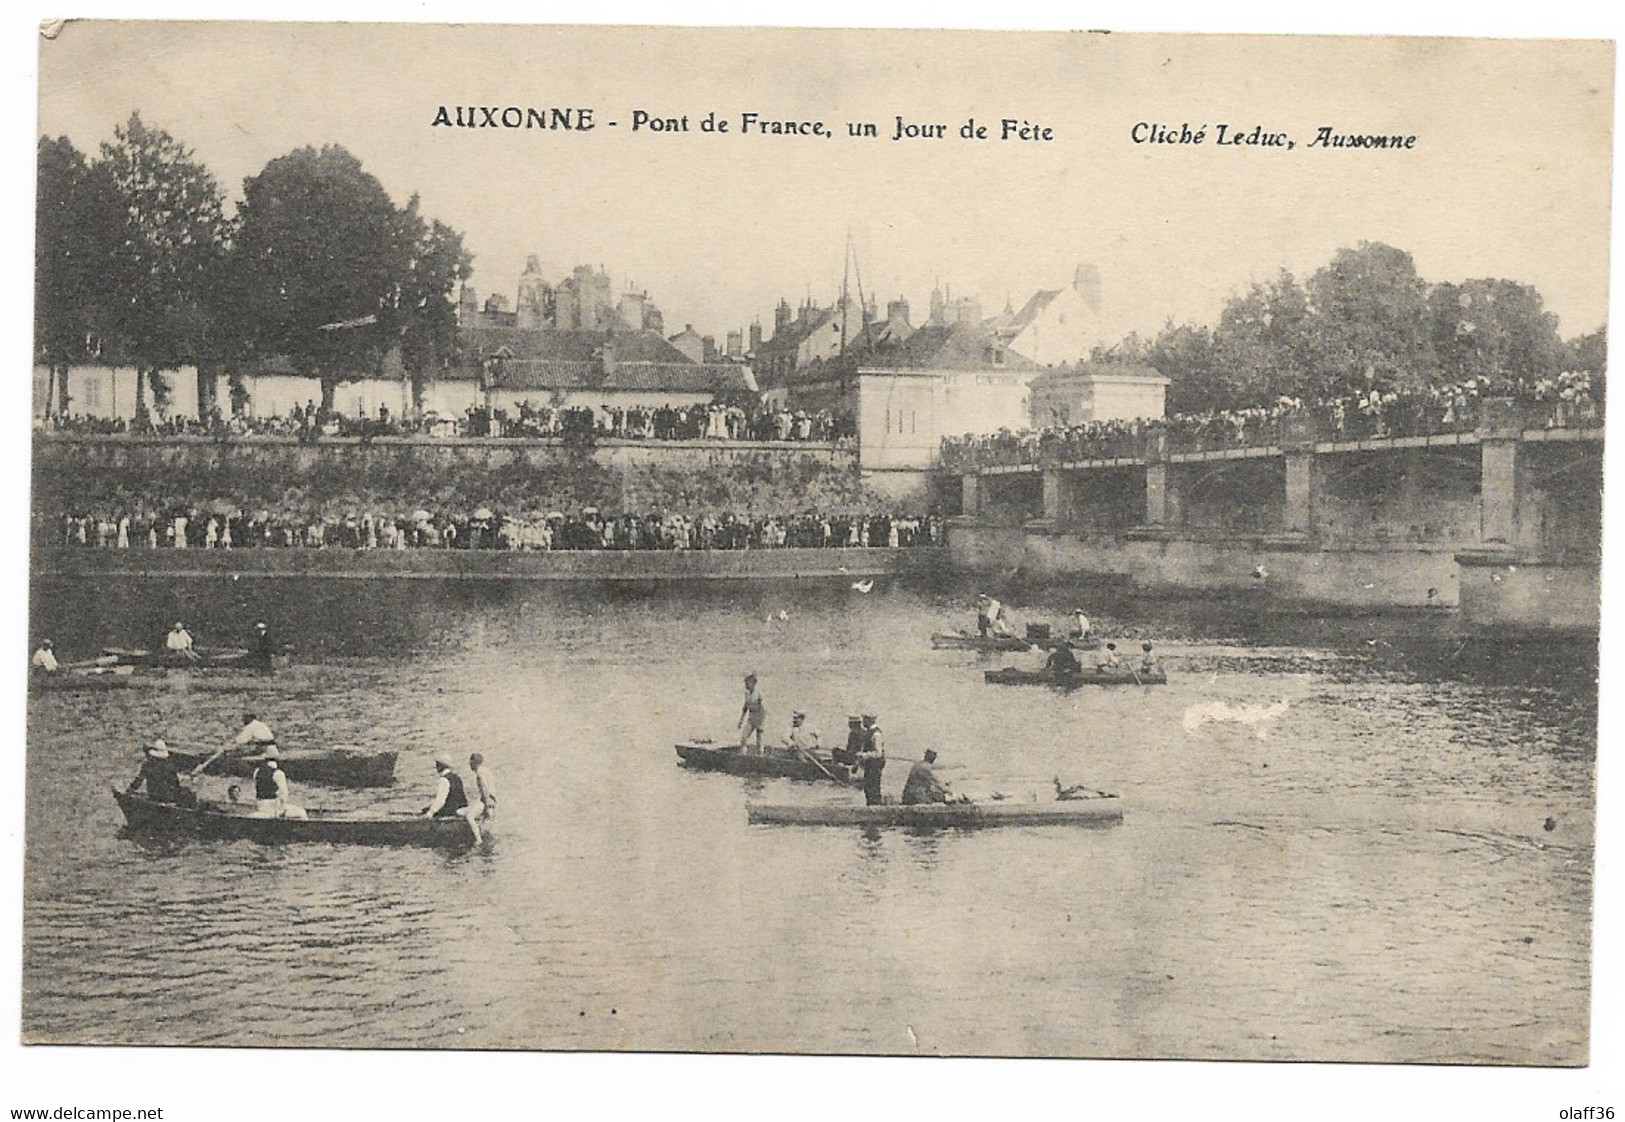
[1143,241,1580,410]
[35,135,124,415]
[229,144,414,412]
[392,194,473,412]
[97,112,230,419]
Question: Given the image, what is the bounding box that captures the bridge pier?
[960,473,981,518]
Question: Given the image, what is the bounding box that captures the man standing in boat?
[423,756,481,843]
[469,753,497,823]
[738,673,767,755]
[856,713,886,806]
[249,621,281,674]
[127,740,196,808]
[976,594,1012,639]
[250,747,303,819]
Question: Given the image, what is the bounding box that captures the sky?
[36,23,1614,347]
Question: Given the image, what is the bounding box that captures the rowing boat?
[29,666,136,692]
[166,748,397,787]
[101,646,288,671]
[112,788,480,847]
[747,797,1123,828]
[930,632,1031,652]
[675,740,854,783]
[983,665,1168,687]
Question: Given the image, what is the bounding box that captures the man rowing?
[470,753,497,823]
[1044,642,1083,675]
[1070,609,1093,641]
[126,740,197,808]
[249,621,281,674]
[235,712,277,753]
[423,756,482,843]
[901,748,950,805]
[784,710,821,754]
[30,640,60,675]
[165,622,198,662]
[1097,642,1122,670]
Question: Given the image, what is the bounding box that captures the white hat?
[147,740,169,758]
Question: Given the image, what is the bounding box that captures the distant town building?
[1027,359,1168,429]
[990,264,1106,367]
[667,324,705,363]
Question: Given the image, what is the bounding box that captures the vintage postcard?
[20,19,1611,1074]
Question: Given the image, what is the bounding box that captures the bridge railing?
[942,373,1604,471]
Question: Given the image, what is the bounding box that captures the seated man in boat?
[737,673,767,755]
[423,756,482,843]
[783,710,821,755]
[165,621,198,659]
[1097,643,1122,670]
[901,748,951,805]
[975,594,1013,638]
[250,747,305,819]
[1044,642,1083,675]
[127,740,197,808]
[1139,641,1160,674]
[832,714,863,773]
[855,713,887,806]
[30,640,60,675]
[234,712,277,756]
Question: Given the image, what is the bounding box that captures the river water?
[22,575,1596,1062]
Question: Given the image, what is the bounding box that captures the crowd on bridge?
[941,371,1604,470]
[48,505,943,553]
[39,397,856,445]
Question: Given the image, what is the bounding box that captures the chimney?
[749,321,764,352]
[600,335,616,377]
[1073,264,1102,313]
[887,297,911,330]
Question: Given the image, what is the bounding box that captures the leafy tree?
[230,144,413,414]
[1428,279,1565,383]
[392,195,472,415]
[1566,325,1606,375]
[1147,321,1219,414]
[1302,241,1436,397]
[97,112,230,423]
[35,135,123,417]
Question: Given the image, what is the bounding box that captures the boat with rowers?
[166,747,398,786]
[29,666,137,692]
[747,796,1123,828]
[111,787,479,847]
[984,664,1168,687]
[101,646,290,671]
[930,631,1031,652]
[675,739,853,784]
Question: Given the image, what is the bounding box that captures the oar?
[789,743,842,783]
[187,743,240,779]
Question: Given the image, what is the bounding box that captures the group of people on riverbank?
[48,506,944,554]
[941,370,1605,469]
[39,397,859,446]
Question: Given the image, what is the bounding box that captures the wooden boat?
[675,740,853,783]
[930,631,1031,652]
[29,666,137,692]
[101,646,286,671]
[984,664,1168,687]
[112,788,479,847]
[166,747,397,787]
[748,797,1123,828]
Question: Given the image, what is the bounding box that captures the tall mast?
[839,231,851,356]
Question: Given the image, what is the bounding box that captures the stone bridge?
[949,401,1602,631]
